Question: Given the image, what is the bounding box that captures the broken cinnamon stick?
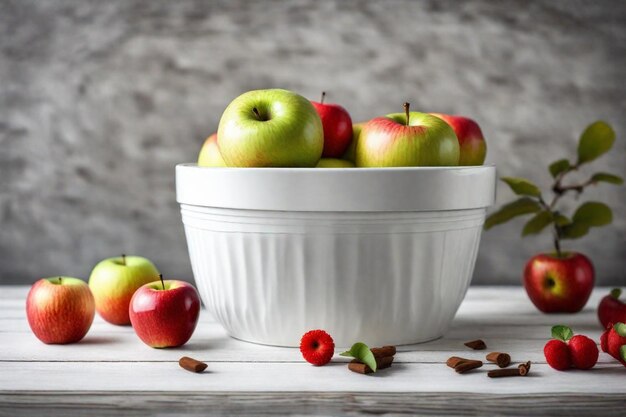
[348,355,395,374]
[179,356,207,373]
[454,359,483,374]
[486,352,511,368]
[464,339,487,350]
[446,356,472,368]
[371,346,397,358]
[518,361,531,376]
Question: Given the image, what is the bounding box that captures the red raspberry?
[300,329,335,366]
[544,339,572,370]
[568,335,599,370]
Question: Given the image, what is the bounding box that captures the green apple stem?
[58,277,62,284]
[252,107,262,121]
[121,254,126,266]
[159,274,165,290]
[320,91,326,104]
[403,102,410,126]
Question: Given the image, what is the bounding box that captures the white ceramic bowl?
[176,164,496,347]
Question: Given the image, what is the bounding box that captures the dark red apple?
[26,277,95,344]
[310,92,353,157]
[129,277,200,348]
[430,113,487,165]
[523,252,594,313]
[598,288,626,329]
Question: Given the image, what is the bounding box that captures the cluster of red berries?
[600,322,626,366]
[543,325,598,370]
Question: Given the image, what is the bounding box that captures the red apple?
[598,288,626,329]
[356,103,459,167]
[26,277,95,344]
[523,252,594,313]
[129,276,200,348]
[430,113,487,165]
[310,92,353,158]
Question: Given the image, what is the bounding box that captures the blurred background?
[1,0,624,286]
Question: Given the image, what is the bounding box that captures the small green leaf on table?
[577,121,615,165]
[522,211,553,236]
[621,345,626,362]
[484,198,542,230]
[614,323,626,337]
[610,288,622,299]
[501,177,542,197]
[340,342,377,372]
[549,159,571,178]
[551,325,573,342]
[590,172,624,185]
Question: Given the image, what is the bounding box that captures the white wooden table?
[1,286,624,416]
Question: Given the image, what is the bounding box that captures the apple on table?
[217,89,324,167]
[310,92,353,158]
[129,275,201,348]
[598,288,626,329]
[430,113,487,165]
[356,103,460,167]
[26,277,95,344]
[89,254,160,325]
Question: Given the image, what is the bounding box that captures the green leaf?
[572,202,613,227]
[549,159,571,178]
[621,345,626,362]
[484,198,542,230]
[522,211,554,236]
[614,323,626,338]
[591,172,624,185]
[610,288,622,299]
[551,325,573,342]
[577,121,616,165]
[553,213,571,226]
[561,202,613,240]
[501,177,542,197]
[340,342,377,372]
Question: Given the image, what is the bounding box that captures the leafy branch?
[484,121,622,257]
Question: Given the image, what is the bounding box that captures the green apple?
[356,103,459,167]
[88,255,160,325]
[198,133,226,167]
[316,158,355,168]
[217,89,324,167]
[342,122,365,163]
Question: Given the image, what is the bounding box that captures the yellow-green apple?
[342,122,365,163]
[356,103,459,167]
[310,92,353,157]
[89,255,160,325]
[430,113,487,165]
[198,133,226,167]
[217,89,323,167]
[523,252,594,313]
[129,276,200,348]
[26,277,95,344]
[316,158,355,168]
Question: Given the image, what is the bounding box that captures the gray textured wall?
[1,0,625,286]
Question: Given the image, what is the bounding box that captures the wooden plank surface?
[1,286,625,416]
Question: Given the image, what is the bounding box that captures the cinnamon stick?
[179,356,207,373]
[446,356,472,368]
[348,355,395,374]
[454,360,483,374]
[371,346,396,358]
[464,339,487,350]
[486,352,511,368]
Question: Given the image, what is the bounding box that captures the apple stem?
[159,274,165,290]
[121,254,126,266]
[58,277,62,284]
[403,102,410,126]
[553,232,562,258]
[252,107,262,121]
[321,91,326,104]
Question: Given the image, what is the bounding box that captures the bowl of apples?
[177,89,495,347]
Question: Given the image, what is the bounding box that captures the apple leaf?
[551,325,573,342]
[560,202,612,240]
[553,213,571,226]
[549,159,571,178]
[577,121,616,165]
[340,342,377,372]
[614,323,626,337]
[501,177,542,198]
[522,211,553,236]
[610,288,622,299]
[484,198,542,230]
[590,172,624,185]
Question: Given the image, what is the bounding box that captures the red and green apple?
[310,92,353,158]
[88,255,160,325]
[198,133,226,167]
[430,113,487,165]
[342,122,365,163]
[26,277,95,344]
[129,276,201,348]
[316,158,355,168]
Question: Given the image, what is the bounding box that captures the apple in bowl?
[430,113,487,165]
[356,103,460,167]
[198,133,226,167]
[310,92,353,158]
[129,276,201,348]
[26,277,95,344]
